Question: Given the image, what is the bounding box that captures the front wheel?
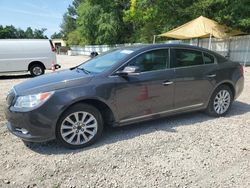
[56,104,103,149]
[206,85,233,117]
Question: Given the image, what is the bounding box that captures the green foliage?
[51,32,64,39]
[77,2,102,44]
[60,0,83,40]
[187,0,250,32]
[67,29,85,45]
[76,0,130,45]
[61,13,77,36]
[25,27,34,38]
[0,25,47,39]
[61,0,250,45]
[33,28,47,39]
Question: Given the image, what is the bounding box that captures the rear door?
[171,48,218,108]
[113,49,175,122]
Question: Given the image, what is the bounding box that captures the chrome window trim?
[109,46,218,77]
[168,61,217,70]
[120,103,204,123]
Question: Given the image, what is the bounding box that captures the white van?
[0,39,59,76]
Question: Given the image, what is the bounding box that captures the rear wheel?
[56,103,103,149]
[30,64,45,77]
[206,85,233,117]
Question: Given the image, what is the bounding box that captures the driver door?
[113,49,175,123]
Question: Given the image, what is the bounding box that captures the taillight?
[240,64,244,76]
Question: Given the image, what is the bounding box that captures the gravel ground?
[0,55,250,188]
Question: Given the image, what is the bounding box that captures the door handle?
[206,74,216,78]
[162,81,174,86]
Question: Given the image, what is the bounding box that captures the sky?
[0,0,73,38]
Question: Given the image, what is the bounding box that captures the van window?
[203,52,215,64]
[172,49,203,68]
[127,49,169,72]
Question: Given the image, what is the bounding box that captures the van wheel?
[56,103,103,149]
[30,64,45,77]
[206,85,233,117]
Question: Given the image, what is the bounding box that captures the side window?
[127,49,169,72]
[203,52,215,64]
[172,49,203,68]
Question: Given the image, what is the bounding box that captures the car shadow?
[0,74,32,80]
[26,101,250,155]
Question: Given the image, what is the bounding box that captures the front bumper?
[4,104,57,143]
[6,122,54,142]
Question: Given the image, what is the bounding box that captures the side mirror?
[116,66,140,76]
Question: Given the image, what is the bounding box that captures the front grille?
[6,89,16,106]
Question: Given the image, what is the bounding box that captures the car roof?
[119,43,226,61]
[121,43,207,51]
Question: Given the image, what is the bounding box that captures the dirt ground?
[0,55,250,188]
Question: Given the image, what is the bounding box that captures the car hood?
[14,69,94,95]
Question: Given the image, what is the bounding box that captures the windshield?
[78,49,134,73]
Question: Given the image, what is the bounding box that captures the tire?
[206,85,233,117]
[22,140,32,146]
[30,64,45,77]
[56,103,103,149]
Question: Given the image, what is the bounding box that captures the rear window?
[203,52,215,64]
[172,49,203,68]
[216,54,228,63]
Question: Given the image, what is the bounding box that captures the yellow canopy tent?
[156,16,244,48]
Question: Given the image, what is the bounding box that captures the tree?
[33,28,48,39]
[124,0,196,42]
[25,27,34,38]
[51,32,63,39]
[16,28,26,38]
[0,25,19,38]
[187,0,250,32]
[67,29,84,45]
[0,25,48,39]
[61,0,250,45]
[77,2,103,44]
[61,13,77,36]
[76,0,130,45]
[60,0,82,38]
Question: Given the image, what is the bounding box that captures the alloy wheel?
[60,111,98,145]
[213,90,231,114]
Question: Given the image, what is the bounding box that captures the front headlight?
[14,91,54,110]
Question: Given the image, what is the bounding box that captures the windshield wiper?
[76,67,91,74]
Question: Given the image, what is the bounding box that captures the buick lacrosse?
[5,44,244,148]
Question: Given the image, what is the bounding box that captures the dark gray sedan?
[5,44,244,148]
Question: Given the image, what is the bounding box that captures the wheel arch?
[206,81,236,108]
[215,81,235,99]
[57,98,117,128]
[28,61,46,71]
